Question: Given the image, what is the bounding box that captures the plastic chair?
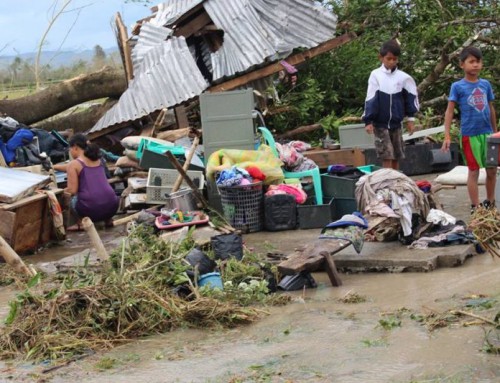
[257,127,323,205]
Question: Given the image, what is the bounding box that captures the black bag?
[211,233,243,261]
[185,248,216,277]
[278,271,317,291]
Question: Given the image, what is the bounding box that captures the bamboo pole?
[0,235,37,277]
[81,217,109,261]
[112,211,141,227]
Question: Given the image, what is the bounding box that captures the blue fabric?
[4,128,34,163]
[323,211,368,230]
[216,166,252,187]
[216,168,242,187]
[448,78,495,137]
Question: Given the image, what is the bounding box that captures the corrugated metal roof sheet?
[90,0,337,134]
[91,37,208,132]
[153,0,206,26]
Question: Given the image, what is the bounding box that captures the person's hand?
[365,124,374,134]
[407,121,415,135]
[441,136,451,152]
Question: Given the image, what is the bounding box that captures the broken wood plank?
[115,12,134,82]
[278,239,350,276]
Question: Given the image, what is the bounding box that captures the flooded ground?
[1,181,499,382]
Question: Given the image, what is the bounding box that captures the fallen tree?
[0,66,126,127]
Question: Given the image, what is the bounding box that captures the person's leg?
[374,127,394,169]
[485,167,497,205]
[67,196,83,231]
[389,128,404,171]
[467,169,480,207]
[462,135,481,209]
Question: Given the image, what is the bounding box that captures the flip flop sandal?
[67,223,84,232]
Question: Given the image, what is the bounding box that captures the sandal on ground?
[66,223,84,232]
[104,219,114,228]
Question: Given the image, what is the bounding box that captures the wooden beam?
[208,32,356,93]
[174,11,212,38]
[115,12,134,82]
[174,106,190,129]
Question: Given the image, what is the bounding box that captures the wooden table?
[0,188,63,254]
[303,147,366,169]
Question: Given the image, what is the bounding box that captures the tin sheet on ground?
[0,167,51,204]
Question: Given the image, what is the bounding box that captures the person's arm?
[53,161,70,172]
[442,101,456,152]
[363,73,379,135]
[404,76,419,135]
[489,101,497,133]
[64,160,80,195]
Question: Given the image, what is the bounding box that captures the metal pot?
[164,188,197,211]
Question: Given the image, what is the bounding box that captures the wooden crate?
[303,148,365,169]
[0,189,63,254]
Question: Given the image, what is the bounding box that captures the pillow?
[121,136,174,150]
[434,166,486,185]
[115,156,141,169]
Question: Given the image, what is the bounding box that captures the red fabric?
[246,165,266,181]
[461,136,480,171]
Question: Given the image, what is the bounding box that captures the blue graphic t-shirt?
[449,78,495,136]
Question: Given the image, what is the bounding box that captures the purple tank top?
[75,158,118,222]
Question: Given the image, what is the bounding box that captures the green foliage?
[266,0,499,138]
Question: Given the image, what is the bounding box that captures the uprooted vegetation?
[0,225,290,362]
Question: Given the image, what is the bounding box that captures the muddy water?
[2,183,500,382]
[21,254,496,383]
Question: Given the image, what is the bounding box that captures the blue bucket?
[198,272,223,290]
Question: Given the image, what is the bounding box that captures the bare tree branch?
[439,17,500,29]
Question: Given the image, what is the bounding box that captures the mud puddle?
[2,253,497,383]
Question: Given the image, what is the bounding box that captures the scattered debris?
[0,225,290,362]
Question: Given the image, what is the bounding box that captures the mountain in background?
[0,47,118,70]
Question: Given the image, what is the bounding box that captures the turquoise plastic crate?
[136,138,185,160]
[357,164,383,174]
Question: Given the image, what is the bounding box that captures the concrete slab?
[332,241,475,272]
[244,174,483,273]
[244,230,476,273]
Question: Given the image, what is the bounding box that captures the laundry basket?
[218,182,264,233]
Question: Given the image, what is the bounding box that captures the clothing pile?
[275,140,315,172]
[215,165,266,187]
[0,116,67,168]
[355,168,430,238]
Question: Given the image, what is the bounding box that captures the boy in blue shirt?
[363,40,419,170]
[441,46,497,212]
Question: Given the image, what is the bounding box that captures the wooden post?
[320,252,342,287]
[0,235,37,277]
[165,151,209,209]
[81,217,109,261]
[172,136,200,192]
[0,150,7,167]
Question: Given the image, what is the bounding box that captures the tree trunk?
[0,66,127,126]
[33,99,118,134]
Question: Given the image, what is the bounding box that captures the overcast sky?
[0,0,151,56]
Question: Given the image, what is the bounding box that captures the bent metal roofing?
[89,0,337,134]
